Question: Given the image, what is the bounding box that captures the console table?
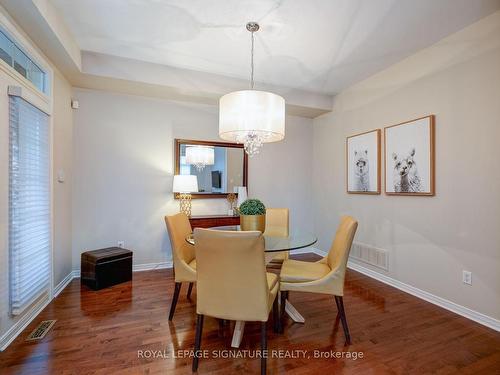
[189,215,240,229]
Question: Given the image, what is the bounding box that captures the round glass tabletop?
[185,225,317,253]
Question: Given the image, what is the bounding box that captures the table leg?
[231,321,245,348]
[285,299,305,323]
[230,254,307,346]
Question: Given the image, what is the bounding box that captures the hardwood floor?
[1,253,499,374]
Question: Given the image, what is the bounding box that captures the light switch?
[57,169,65,183]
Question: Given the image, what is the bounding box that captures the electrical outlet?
[117,241,124,248]
[462,270,472,285]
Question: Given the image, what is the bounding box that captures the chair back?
[264,208,289,237]
[327,216,358,278]
[165,213,195,279]
[194,228,269,321]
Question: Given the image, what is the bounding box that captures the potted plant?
[239,199,266,232]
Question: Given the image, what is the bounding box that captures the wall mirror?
[174,139,248,199]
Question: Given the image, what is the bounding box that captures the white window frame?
[0,25,48,94]
[0,9,52,100]
[1,9,54,304]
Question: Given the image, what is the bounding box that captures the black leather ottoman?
[81,247,133,290]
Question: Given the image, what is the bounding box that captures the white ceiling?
[51,0,500,95]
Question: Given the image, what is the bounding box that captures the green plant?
[239,199,266,215]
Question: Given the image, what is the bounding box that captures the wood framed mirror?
[174,139,248,199]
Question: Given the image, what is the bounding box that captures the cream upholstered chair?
[192,228,280,374]
[265,208,289,265]
[164,213,197,320]
[279,216,358,343]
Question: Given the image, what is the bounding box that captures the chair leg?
[260,322,267,375]
[192,314,204,372]
[187,282,194,300]
[272,295,280,333]
[218,319,225,330]
[169,282,182,321]
[334,295,340,317]
[334,296,351,344]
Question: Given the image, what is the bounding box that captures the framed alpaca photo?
[346,129,381,194]
[384,115,435,196]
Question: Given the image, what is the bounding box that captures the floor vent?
[350,242,389,271]
[26,320,56,341]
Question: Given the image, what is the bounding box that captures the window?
[0,28,47,93]
[9,93,50,315]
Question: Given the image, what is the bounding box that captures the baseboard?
[348,260,500,332]
[132,261,173,272]
[53,271,75,298]
[71,260,174,278]
[1,269,76,351]
[0,293,51,351]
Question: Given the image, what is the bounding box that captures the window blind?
[9,93,50,316]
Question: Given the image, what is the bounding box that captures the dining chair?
[279,216,358,343]
[265,208,289,266]
[192,228,280,374]
[164,213,197,320]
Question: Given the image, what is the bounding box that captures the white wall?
[52,69,73,287]
[72,88,313,270]
[313,12,500,321]
[249,115,313,234]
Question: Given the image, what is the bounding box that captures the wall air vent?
[350,242,389,271]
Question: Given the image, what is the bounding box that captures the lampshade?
[219,90,285,155]
[185,146,214,171]
[236,186,248,207]
[172,175,198,193]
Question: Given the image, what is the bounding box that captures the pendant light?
[185,145,214,171]
[219,22,285,156]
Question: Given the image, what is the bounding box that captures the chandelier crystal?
[218,22,285,156]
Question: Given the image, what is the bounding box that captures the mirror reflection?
[179,144,244,194]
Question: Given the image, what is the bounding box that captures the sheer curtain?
[9,92,50,315]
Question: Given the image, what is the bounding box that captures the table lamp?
[173,175,198,217]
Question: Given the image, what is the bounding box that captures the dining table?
[185,225,317,348]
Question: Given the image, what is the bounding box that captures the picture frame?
[384,115,435,196]
[346,129,381,194]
